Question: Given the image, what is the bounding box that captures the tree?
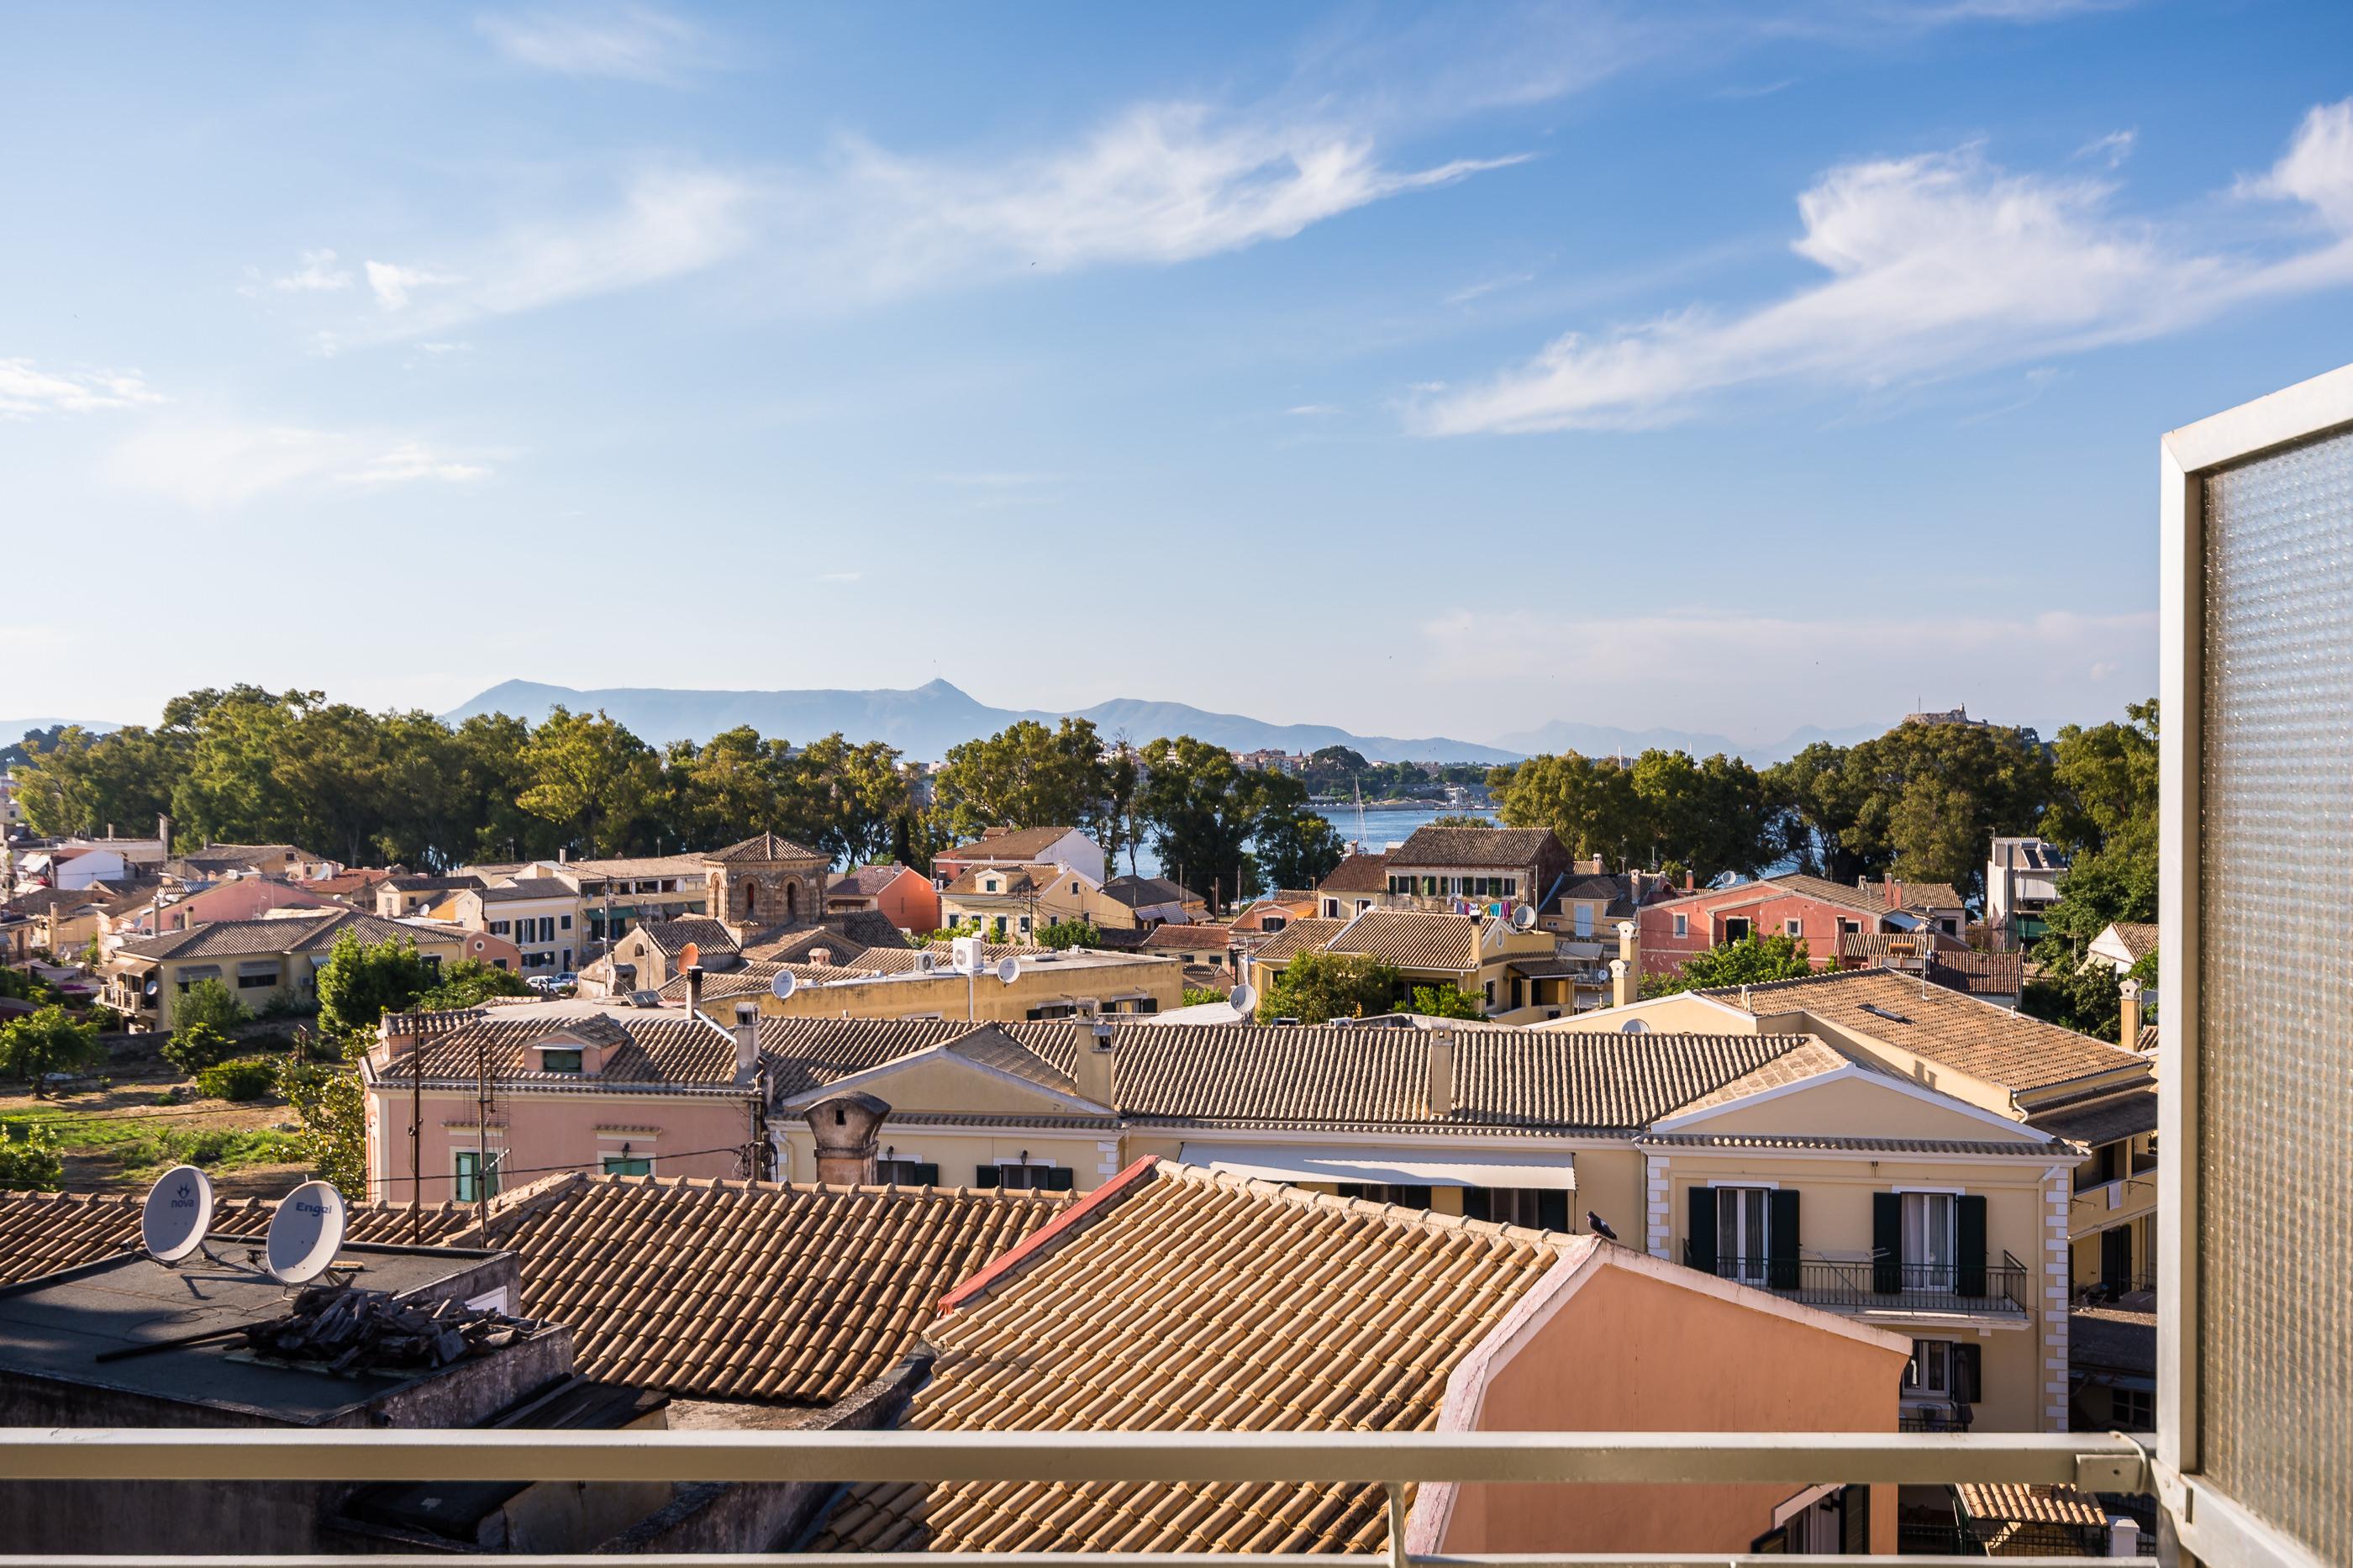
[171,976,250,1034]
[1641,934,1813,998]
[1489,751,1644,866]
[162,1022,243,1075]
[1408,983,1486,1019]
[314,931,440,1039]
[0,1121,64,1192]
[934,718,1118,848]
[1425,814,1493,830]
[2022,958,2124,1040]
[0,1006,104,1095]
[1254,804,1348,892]
[517,706,663,856]
[2034,699,2160,960]
[278,1051,365,1192]
[1822,721,2054,903]
[1035,918,1100,950]
[1139,736,1267,911]
[1260,950,1402,1023]
[415,958,534,1011]
[786,732,911,866]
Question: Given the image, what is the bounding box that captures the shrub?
[161,1021,241,1075]
[0,1005,103,1093]
[192,1057,280,1102]
[1036,918,1100,950]
[0,1122,65,1191]
[171,977,250,1034]
[151,1126,303,1171]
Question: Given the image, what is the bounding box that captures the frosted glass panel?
[2199,427,2353,1567]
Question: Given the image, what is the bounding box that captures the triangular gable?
[1650,1059,2047,1143]
[778,1030,1109,1118]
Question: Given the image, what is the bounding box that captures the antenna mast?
[473,1036,494,1235]
[409,1013,424,1243]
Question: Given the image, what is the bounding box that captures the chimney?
[808,945,833,969]
[1885,872,1902,909]
[1426,1025,1455,1118]
[559,845,569,865]
[1608,958,1631,1009]
[685,963,706,1019]
[1074,1018,1118,1108]
[732,1000,760,1081]
[803,1092,891,1186]
[157,813,172,852]
[1682,870,1694,893]
[1615,920,1640,995]
[2119,978,2143,1050]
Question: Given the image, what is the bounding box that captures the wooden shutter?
[1953,1342,1983,1405]
[1956,1193,1988,1297]
[1538,1190,1568,1233]
[1872,1192,1903,1293]
[1840,1484,1871,1555]
[1768,1189,1801,1289]
[1045,1166,1076,1192]
[972,1165,1001,1189]
[913,1162,940,1187]
[1689,1186,1719,1274]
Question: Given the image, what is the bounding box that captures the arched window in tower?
[743,881,758,918]
[785,881,799,921]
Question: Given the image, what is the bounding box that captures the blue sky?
[7,1,2351,748]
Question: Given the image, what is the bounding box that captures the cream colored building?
[751,945,1184,1023]
[110,909,470,1027]
[1245,908,1571,1023]
[937,861,1141,939]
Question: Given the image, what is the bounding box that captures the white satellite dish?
[994,955,1020,985]
[770,969,798,1001]
[1513,903,1539,931]
[266,1181,348,1285]
[140,1165,213,1264]
[1225,982,1257,1018]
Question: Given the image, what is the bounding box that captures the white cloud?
[108,422,492,509]
[0,359,164,418]
[476,6,709,84]
[273,249,353,292]
[1421,103,2353,434]
[418,341,473,355]
[366,260,465,310]
[1286,403,1340,416]
[1445,269,1535,305]
[2077,129,2137,169]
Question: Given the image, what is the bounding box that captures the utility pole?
[409,1013,424,1243]
[473,1035,494,1237]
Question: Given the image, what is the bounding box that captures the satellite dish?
[140,1165,213,1264]
[994,955,1020,985]
[1225,982,1256,1018]
[1513,904,1538,931]
[770,969,798,1001]
[677,941,701,971]
[266,1181,348,1285]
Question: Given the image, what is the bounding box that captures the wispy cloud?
[1445,269,1535,305]
[108,422,492,508]
[0,359,164,418]
[2077,129,2136,168]
[366,260,466,310]
[476,6,711,84]
[1285,403,1340,416]
[272,249,354,292]
[1420,101,2353,434]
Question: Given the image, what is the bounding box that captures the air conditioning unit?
[915,950,936,974]
[950,935,984,975]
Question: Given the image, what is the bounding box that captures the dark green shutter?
[1537,1190,1568,1232]
[972,1165,1001,1189]
[1840,1484,1870,1555]
[1956,1194,1987,1298]
[913,1162,940,1187]
[1461,1187,1492,1222]
[1768,1189,1801,1289]
[1871,1192,1902,1293]
[1045,1166,1076,1192]
[1953,1342,1983,1405]
[1689,1186,1719,1274]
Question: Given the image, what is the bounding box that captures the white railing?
[0,1428,2156,1567]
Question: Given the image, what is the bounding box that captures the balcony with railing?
[1683,1244,2031,1320]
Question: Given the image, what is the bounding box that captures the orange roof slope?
[816,1160,1576,1554]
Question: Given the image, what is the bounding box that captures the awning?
[1179,1142,1574,1191]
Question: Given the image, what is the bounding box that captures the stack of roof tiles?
[815,1160,1580,1554]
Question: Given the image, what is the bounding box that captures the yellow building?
[1245,908,1571,1023]
[747,944,1185,1023]
[109,909,470,1027]
[937,861,1141,940]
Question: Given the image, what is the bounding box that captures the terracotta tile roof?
[2108,922,2160,960]
[1703,967,2148,1096]
[1388,826,1561,869]
[1247,918,1349,964]
[467,1173,1062,1402]
[0,1190,475,1287]
[2026,1085,2157,1145]
[476,879,581,903]
[1839,930,1968,959]
[1313,851,1391,895]
[1102,875,1192,908]
[1925,949,2024,998]
[1141,923,1233,952]
[833,865,914,897]
[1661,1038,1848,1118]
[941,826,1082,862]
[1271,910,1482,973]
[813,1161,1579,1553]
[637,916,740,958]
[745,923,876,965]
[1643,1131,2063,1156]
[115,908,443,961]
[704,831,825,864]
[944,863,1057,897]
[1956,1482,2110,1528]
[387,872,487,893]
[173,842,318,871]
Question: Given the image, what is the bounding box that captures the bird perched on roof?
[1587,1211,1619,1242]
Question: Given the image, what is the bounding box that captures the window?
[601,1155,651,1176]
[875,1157,940,1186]
[1902,1191,1957,1292]
[489,920,510,936]
[539,1048,583,1074]
[985,878,1000,892]
[1462,1187,1569,1229]
[1715,1186,1771,1284]
[1838,918,1861,936]
[1262,914,1286,932]
[2113,1386,2154,1429]
[1904,1339,1982,1403]
[1070,881,1080,894]
[1672,913,1688,937]
[1334,1182,1434,1208]
[1723,916,1751,942]
[1018,916,1032,934]
[977,1161,1073,1192]
[1574,905,1593,937]
[1784,918,1803,937]
[560,913,571,930]
[236,969,280,989]
[454,1150,501,1203]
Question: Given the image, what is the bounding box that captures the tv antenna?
[139,1165,214,1265]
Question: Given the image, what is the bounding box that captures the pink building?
[1638,872,1967,978]
[828,864,939,934]
[113,876,341,934]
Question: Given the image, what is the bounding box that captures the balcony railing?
[1684,1246,2032,1317]
[0,1427,2154,1566]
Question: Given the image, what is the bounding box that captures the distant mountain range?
[441,680,1528,765]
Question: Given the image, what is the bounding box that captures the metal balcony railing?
[0,1427,2155,1567]
[1684,1246,2032,1317]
